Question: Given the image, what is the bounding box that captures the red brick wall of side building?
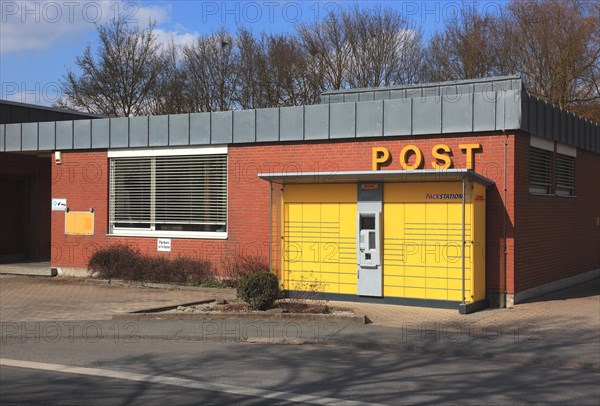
[50,133,517,297]
[513,132,600,293]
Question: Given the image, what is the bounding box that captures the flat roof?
[1,76,598,153]
[258,169,495,187]
[0,99,105,120]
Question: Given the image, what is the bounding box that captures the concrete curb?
[0,264,57,277]
[0,268,57,277]
[112,311,367,325]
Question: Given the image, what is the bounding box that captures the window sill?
[528,192,554,197]
[108,230,228,240]
[555,194,577,198]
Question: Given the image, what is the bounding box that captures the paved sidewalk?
[1,275,598,333]
[0,275,235,322]
[341,278,600,341]
[1,274,598,371]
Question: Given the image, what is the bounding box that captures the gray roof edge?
[258,169,495,187]
[320,75,523,96]
[2,78,598,154]
[0,99,106,118]
[524,91,599,126]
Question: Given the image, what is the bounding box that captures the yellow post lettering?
[431,144,452,169]
[459,143,482,169]
[372,147,390,170]
[400,145,423,170]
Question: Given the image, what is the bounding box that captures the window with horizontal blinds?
[529,146,553,194]
[109,154,227,235]
[110,158,152,229]
[555,153,575,196]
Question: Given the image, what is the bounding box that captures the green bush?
[221,254,270,287]
[237,272,281,310]
[87,243,214,285]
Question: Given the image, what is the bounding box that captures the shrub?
[237,272,281,310]
[221,254,270,287]
[279,270,329,313]
[88,243,142,280]
[87,243,213,285]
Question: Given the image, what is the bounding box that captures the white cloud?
[154,28,199,50]
[0,0,170,54]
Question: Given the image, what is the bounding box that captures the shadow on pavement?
[522,277,600,303]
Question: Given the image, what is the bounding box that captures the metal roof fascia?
[258,169,495,187]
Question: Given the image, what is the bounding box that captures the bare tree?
[260,33,320,106]
[423,6,503,82]
[234,30,322,109]
[498,0,599,121]
[344,5,424,88]
[182,29,238,112]
[59,18,164,117]
[299,6,425,91]
[147,40,189,115]
[298,12,351,91]
[235,28,264,109]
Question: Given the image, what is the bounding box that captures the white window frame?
[108,146,228,239]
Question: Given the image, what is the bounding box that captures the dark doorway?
[0,153,51,263]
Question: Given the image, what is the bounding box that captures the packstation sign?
[372,144,482,171]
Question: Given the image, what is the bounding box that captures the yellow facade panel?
[426,288,448,300]
[405,287,426,298]
[383,264,404,277]
[447,289,463,301]
[384,275,405,286]
[425,277,448,290]
[404,276,426,288]
[447,278,465,291]
[426,267,449,279]
[338,283,357,295]
[319,271,341,284]
[285,184,356,203]
[339,272,356,285]
[383,285,405,297]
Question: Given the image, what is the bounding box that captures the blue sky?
[1,0,507,107]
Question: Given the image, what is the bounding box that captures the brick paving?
[0,275,598,343]
[341,278,600,341]
[0,275,235,322]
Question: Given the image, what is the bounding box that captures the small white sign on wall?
[51,198,67,211]
[157,238,171,252]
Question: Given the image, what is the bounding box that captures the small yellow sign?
[65,212,94,236]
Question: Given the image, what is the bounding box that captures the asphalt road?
[1,330,599,405]
[1,365,293,406]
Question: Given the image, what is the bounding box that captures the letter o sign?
[400,145,423,170]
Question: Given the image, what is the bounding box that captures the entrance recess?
[0,153,51,264]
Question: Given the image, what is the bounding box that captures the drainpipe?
[268,181,273,273]
[461,175,466,306]
[502,90,508,308]
[503,132,508,307]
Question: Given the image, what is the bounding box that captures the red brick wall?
[514,132,600,293]
[50,133,516,298]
